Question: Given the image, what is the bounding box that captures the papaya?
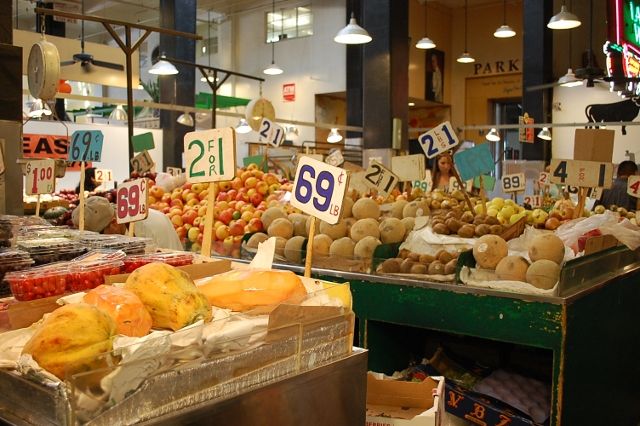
[83,285,153,337]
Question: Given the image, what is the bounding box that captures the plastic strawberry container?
[67,259,124,292]
[0,215,21,248]
[122,252,194,273]
[18,237,88,266]
[77,234,151,255]
[0,249,34,297]
[6,263,69,301]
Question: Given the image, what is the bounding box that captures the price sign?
[550,159,613,189]
[291,156,349,224]
[391,154,426,182]
[184,128,236,183]
[501,173,526,193]
[348,171,369,194]
[524,194,542,208]
[539,172,550,187]
[166,167,183,176]
[453,143,494,181]
[412,174,433,193]
[116,178,149,224]
[130,150,154,174]
[24,159,55,195]
[448,176,472,193]
[473,174,496,191]
[259,118,285,147]
[95,168,113,183]
[68,130,103,162]
[628,176,640,197]
[568,186,602,199]
[326,150,345,167]
[417,121,459,159]
[364,161,399,197]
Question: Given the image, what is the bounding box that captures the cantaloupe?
[305,215,321,236]
[526,259,560,290]
[495,256,529,281]
[261,207,287,230]
[320,220,348,240]
[379,217,406,244]
[402,200,431,218]
[350,218,381,242]
[268,218,294,239]
[529,234,565,265]
[330,237,356,258]
[246,232,269,249]
[352,198,380,220]
[342,197,354,218]
[473,234,508,269]
[288,213,308,237]
[274,236,287,258]
[284,235,306,263]
[313,234,333,256]
[354,236,381,259]
[391,200,409,219]
[401,217,415,237]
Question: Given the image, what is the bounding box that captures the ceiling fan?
[60,0,124,72]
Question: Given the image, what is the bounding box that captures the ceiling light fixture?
[235,118,252,134]
[327,128,343,143]
[558,68,583,87]
[264,0,284,75]
[537,127,552,140]
[486,128,501,142]
[148,53,178,75]
[457,0,475,63]
[334,12,372,44]
[28,99,52,118]
[285,125,299,140]
[109,104,127,121]
[176,112,194,126]
[494,0,516,38]
[415,1,436,49]
[547,3,581,30]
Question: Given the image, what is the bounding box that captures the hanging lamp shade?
[109,104,127,121]
[486,128,501,142]
[457,0,475,63]
[263,61,284,75]
[286,125,299,140]
[558,68,583,87]
[416,36,436,49]
[28,99,52,118]
[334,13,372,44]
[235,118,252,134]
[176,112,194,126]
[457,52,475,63]
[537,127,552,141]
[494,24,516,38]
[547,4,581,30]
[327,128,343,143]
[149,54,178,75]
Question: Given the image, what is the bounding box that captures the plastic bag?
[556,210,640,252]
[155,172,185,193]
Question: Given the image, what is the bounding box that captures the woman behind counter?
[431,154,453,191]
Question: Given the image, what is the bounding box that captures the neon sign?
[605,0,640,95]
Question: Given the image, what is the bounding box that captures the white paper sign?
[25,159,55,195]
[116,178,149,224]
[364,161,399,197]
[259,118,285,147]
[501,173,526,193]
[417,121,459,159]
[184,128,236,183]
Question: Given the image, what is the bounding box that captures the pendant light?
[457,0,475,63]
[176,112,194,126]
[264,0,284,75]
[149,53,178,75]
[485,128,500,142]
[28,99,52,118]
[235,118,252,134]
[494,0,515,38]
[327,128,343,143]
[109,104,127,121]
[558,25,582,87]
[537,127,552,141]
[415,1,436,49]
[334,12,372,44]
[201,11,214,82]
[547,2,581,30]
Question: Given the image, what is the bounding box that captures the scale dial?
[245,98,276,131]
[28,40,60,101]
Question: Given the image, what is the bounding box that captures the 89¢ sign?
[290,156,349,224]
[116,178,149,224]
[184,128,236,183]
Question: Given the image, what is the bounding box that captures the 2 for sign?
[25,159,55,195]
[259,118,285,147]
[116,178,149,224]
[418,121,459,159]
[364,161,399,197]
[184,128,236,183]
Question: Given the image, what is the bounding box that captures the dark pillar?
[159,0,196,168]
[346,0,363,141]
[522,0,553,162]
[36,2,67,120]
[0,0,21,122]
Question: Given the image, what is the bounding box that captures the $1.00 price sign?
[116,178,149,224]
[259,118,285,147]
[364,161,399,197]
[68,130,103,162]
[418,121,459,159]
[628,176,640,198]
[501,173,526,193]
[550,159,613,189]
[184,128,236,183]
[291,156,349,224]
[25,159,55,195]
[95,169,113,183]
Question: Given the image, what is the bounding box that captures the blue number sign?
[417,121,459,159]
[68,130,104,162]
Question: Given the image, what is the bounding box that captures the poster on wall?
[283,83,295,102]
[425,49,444,103]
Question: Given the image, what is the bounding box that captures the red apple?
[182,210,198,225]
[229,222,245,236]
[248,218,264,232]
[149,185,164,199]
[250,192,263,207]
[216,191,228,202]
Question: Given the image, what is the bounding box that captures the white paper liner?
[460,266,558,296]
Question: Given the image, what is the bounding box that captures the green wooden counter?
[254,245,640,426]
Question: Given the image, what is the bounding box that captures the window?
[266,5,313,43]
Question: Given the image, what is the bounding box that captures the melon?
[495,256,529,281]
[319,220,348,240]
[350,218,381,242]
[274,236,287,258]
[473,234,508,269]
[526,259,561,290]
[401,217,416,237]
[354,236,381,259]
[352,198,380,220]
[246,232,269,249]
[342,197,354,218]
[261,207,287,230]
[330,237,356,258]
[529,234,565,264]
[379,217,406,244]
[312,234,333,257]
[391,200,409,219]
[284,236,306,264]
[267,218,294,239]
[305,215,321,236]
[288,213,308,237]
[402,200,431,218]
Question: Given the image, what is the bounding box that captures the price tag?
[364,161,399,197]
[550,159,613,189]
[501,173,526,193]
[539,171,550,187]
[453,144,494,181]
[571,186,602,199]
[628,176,640,197]
[68,130,103,162]
[326,150,345,167]
[24,159,55,195]
[95,168,113,183]
[291,156,349,224]
[259,118,285,147]
[166,167,183,176]
[130,150,154,174]
[448,176,472,193]
[348,171,370,194]
[473,174,496,191]
[524,194,542,208]
[184,128,236,183]
[391,154,426,182]
[115,178,149,224]
[412,174,433,193]
[417,121,459,159]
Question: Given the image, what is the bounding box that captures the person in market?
[71,195,183,250]
[597,160,639,212]
[431,153,453,191]
[75,167,99,194]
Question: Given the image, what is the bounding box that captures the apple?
[182,210,198,225]
[256,181,269,195]
[193,217,203,228]
[149,185,164,199]
[241,211,253,222]
[171,214,184,227]
[161,207,171,214]
[219,209,233,225]
[531,208,548,225]
[229,222,244,236]
[594,205,606,214]
[187,227,200,243]
[227,189,238,200]
[175,225,187,240]
[240,170,252,183]
[186,198,199,207]
[250,192,263,207]
[170,188,183,200]
[232,210,242,220]
[245,176,258,188]
[170,198,184,209]
[182,182,192,191]
[219,181,231,191]
[161,193,172,203]
[248,217,264,232]
[191,183,205,194]
[198,189,209,201]
[231,177,243,191]
[216,191,228,202]
[235,192,249,202]
[545,217,561,230]
[215,225,230,240]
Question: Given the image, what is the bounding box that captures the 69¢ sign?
[116,178,149,224]
[290,156,349,224]
[184,128,236,183]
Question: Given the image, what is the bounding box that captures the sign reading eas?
[184,128,236,183]
[291,156,349,224]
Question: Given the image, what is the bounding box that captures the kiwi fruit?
[457,224,475,238]
[428,261,445,275]
[460,211,474,223]
[400,258,415,273]
[445,218,462,233]
[444,258,457,275]
[433,223,450,235]
[399,249,410,259]
[475,224,491,237]
[419,254,435,264]
[380,258,401,273]
[445,211,459,220]
[489,224,503,235]
[408,252,421,262]
[438,251,454,264]
[410,264,428,274]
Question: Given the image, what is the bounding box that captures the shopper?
[75,167,99,194]
[431,154,453,191]
[72,196,183,250]
[598,160,639,211]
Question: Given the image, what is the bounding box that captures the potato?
[379,218,406,244]
[444,259,457,275]
[489,224,503,235]
[284,236,306,263]
[433,223,450,235]
[460,211,474,223]
[354,236,381,259]
[410,264,428,274]
[330,237,356,258]
[473,235,508,269]
[428,261,445,275]
[419,254,435,264]
[457,224,475,238]
[408,252,421,262]
[380,258,401,273]
[352,198,380,220]
[485,216,500,226]
[399,249,410,259]
[350,218,381,242]
[438,251,454,264]
[400,258,415,273]
[474,224,491,237]
[445,218,462,233]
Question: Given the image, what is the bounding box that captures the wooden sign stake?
[128,222,136,236]
[574,187,587,219]
[79,161,86,231]
[304,216,317,278]
[201,183,218,257]
[478,175,487,215]
[446,153,474,213]
[35,194,41,217]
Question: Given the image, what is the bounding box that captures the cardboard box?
[104,258,231,284]
[366,373,444,426]
[573,129,614,162]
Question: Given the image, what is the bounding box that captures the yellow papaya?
[124,262,212,331]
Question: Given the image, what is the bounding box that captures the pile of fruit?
[377,249,459,276]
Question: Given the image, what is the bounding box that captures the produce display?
[122,251,193,273]
[0,249,34,297]
[83,285,153,337]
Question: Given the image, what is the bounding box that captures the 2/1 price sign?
[291,156,349,224]
[184,128,236,183]
[166,167,183,176]
[130,150,154,174]
[25,159,55,195]
[524,194,542,208]
[628,176,640,197]
[364,161,399,197]
[501,173,526,192]
[68,130,103,162]
[417,121,459,159]
[539,172,550,187]
[259,118,285,147]
[549,159,613,189]
[95,168,113,183]
[116,178,149,224]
